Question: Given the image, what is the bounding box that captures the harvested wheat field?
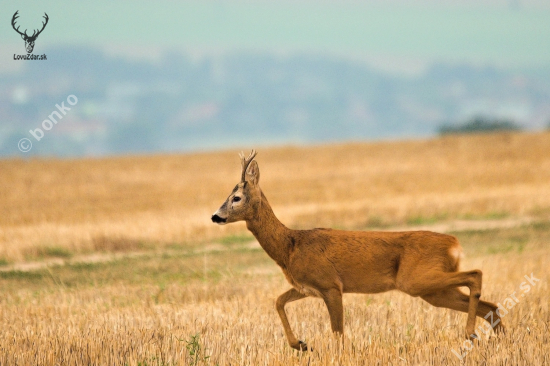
[1,132,549,365]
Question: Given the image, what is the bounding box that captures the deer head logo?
[12,11,49,54]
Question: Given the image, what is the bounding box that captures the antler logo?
[12,11,49,54]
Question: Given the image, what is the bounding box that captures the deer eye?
[232,196,241,203]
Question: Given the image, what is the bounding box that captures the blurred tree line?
[438,116,522,135]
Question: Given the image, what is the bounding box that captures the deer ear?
[21,34,26,40]
[245,160,260,185]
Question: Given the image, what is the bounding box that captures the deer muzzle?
[211,214,227,224]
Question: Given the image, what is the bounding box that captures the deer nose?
[211,214,226,224]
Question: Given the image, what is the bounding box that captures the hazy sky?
[2,1,550,74]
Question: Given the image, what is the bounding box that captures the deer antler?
[29,13,48,40]
[11,12,49,40]
[11,11,26,37]
[239,149,257,182]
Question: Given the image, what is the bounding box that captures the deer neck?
[246,191,291,267]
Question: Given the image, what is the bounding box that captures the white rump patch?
[449,245,464,262]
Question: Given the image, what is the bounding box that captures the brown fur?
[212,151,505,351]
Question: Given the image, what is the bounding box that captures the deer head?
[211,150,261,224]
[12,11,49,54]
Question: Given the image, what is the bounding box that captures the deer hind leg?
[276,288,309,351]
[397,269,483,340]
[421,288,505,336]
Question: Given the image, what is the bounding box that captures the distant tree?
[438,116,522,135]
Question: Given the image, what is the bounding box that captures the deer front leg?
[322,288,344,338]
[276,288,309,351]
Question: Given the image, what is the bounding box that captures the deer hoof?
[292,340,311,351]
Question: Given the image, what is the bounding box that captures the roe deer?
[211,150,505,351]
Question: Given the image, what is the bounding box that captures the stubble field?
[1,132,549,365]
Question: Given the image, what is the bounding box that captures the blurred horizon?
[1,0,550,157]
